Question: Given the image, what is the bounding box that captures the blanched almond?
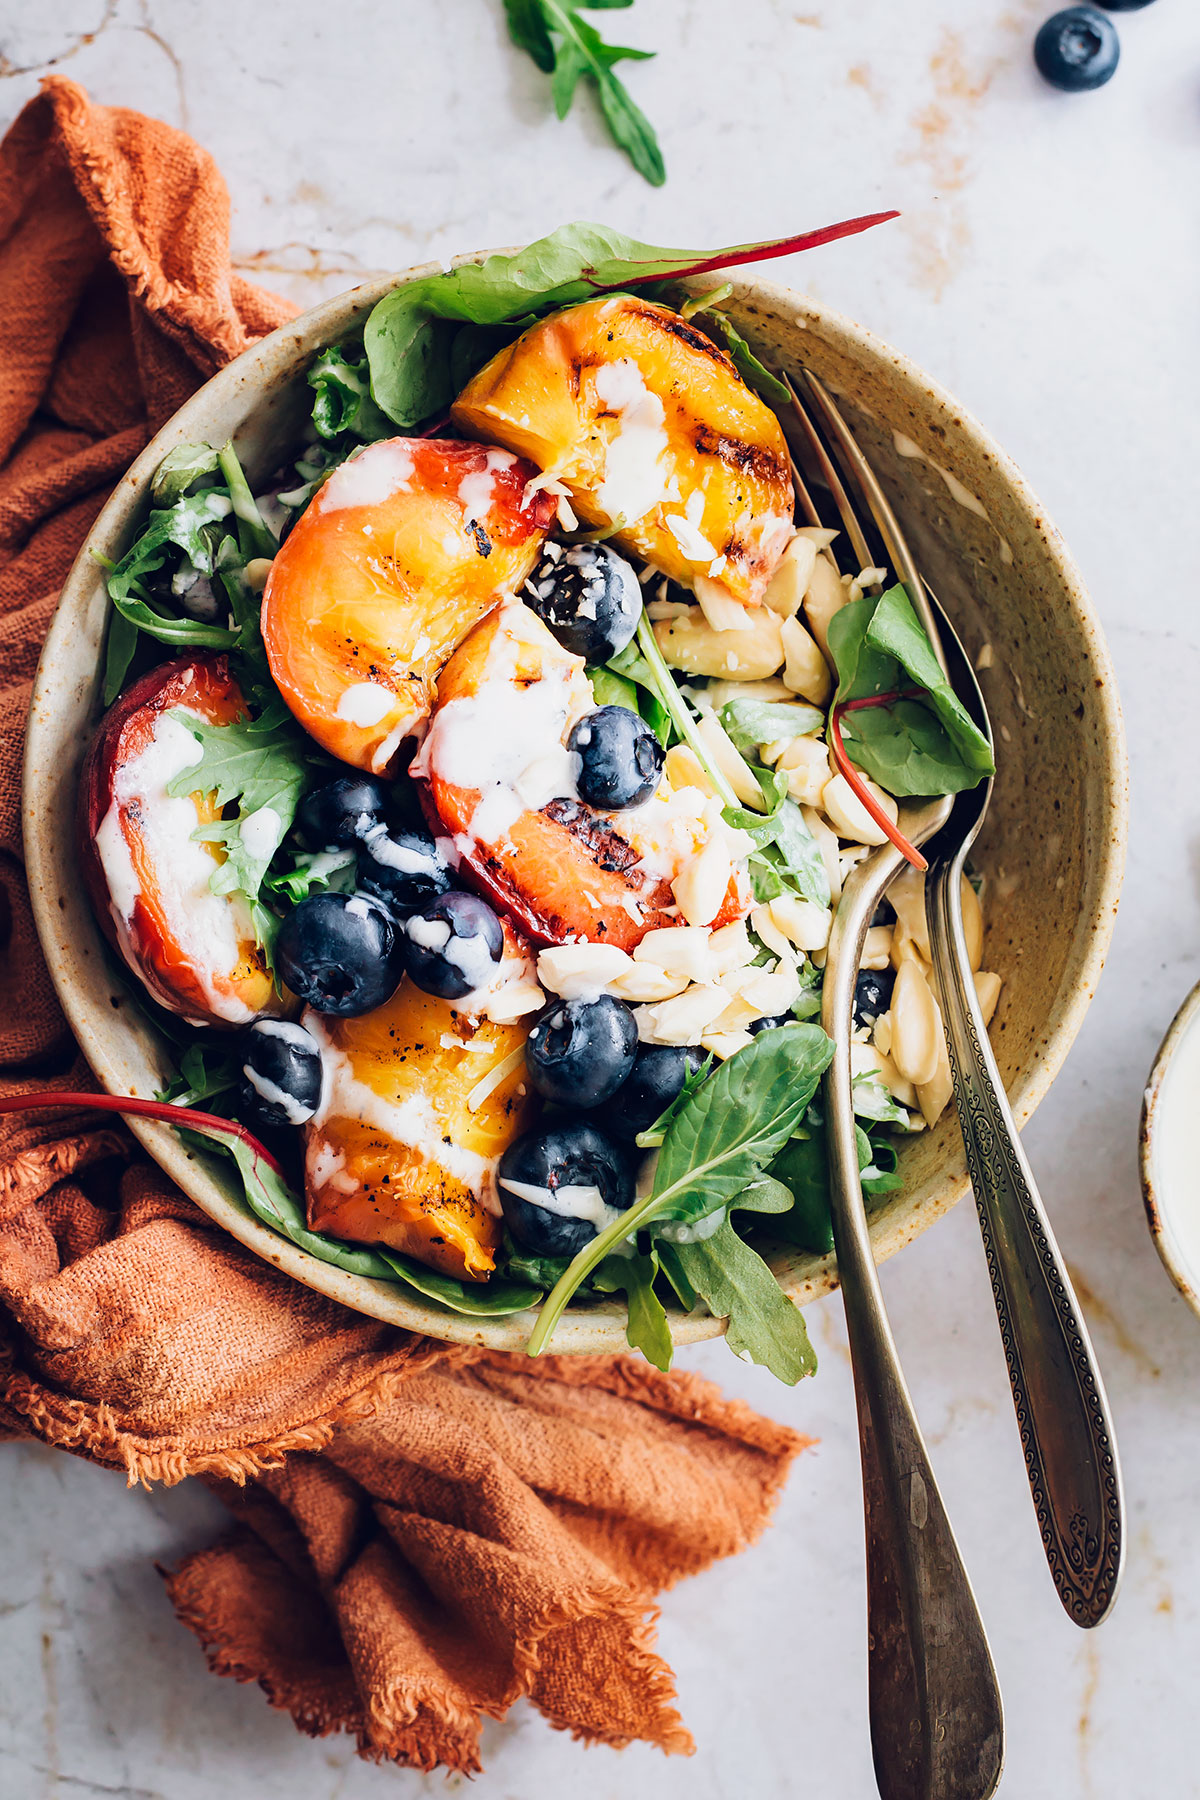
[961,876,984,973]
[663,742,720,799]
[801,805,841,903]
[763,534,818,617]
[801,552,849,662]
[653,607,785,681]
[672,837,732,928]
[695,711,766,809]
[708,919,756,974]
[634,925,715,981]
[780,614,833,705]
[821,771,899,845]
[974,969,1002,1027]
[916,1029,953,1128]
[537,942,633,999]
[766,894,832,952]
[861,924,893,970]
[635,984,730,1045]
[775,733,831,806]
[888,866,931,962]
[889,960,942,1088]
[607,962,691,1002]
[701,1029,756,1060]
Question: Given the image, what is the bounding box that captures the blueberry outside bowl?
[21,257,1127,1353]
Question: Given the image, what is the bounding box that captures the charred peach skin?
[304,968,538,1279]
[261,437,555,773]
[451,296,794,611]
[79,654,278,1026]
[416,602,747,950]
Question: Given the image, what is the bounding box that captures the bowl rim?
[1139,977,1200,1317]
[21,258,1129,1353]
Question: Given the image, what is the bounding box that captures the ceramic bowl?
[1140,980,1200,1315]
[21,261,1128,1352]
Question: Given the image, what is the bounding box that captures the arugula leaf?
[363,216,898,427]
[167,709,319,938]
[309,345,392,442]
[593,1249,673,1371]
[263,846,357,906]
[658,1218,816,1383]
[828,586,994,798]
[504,0,664,188]
[377,1250,543,1317]
[217,441,277,563]
[852,1072,911,1126]
[526,1025,833,1353]
[720,698,823,755]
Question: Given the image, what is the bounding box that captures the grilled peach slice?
[261,437,555,773]
[415,600,748,950]
[79,654,278,1026]
[304,961,538,1280]
[451,296,795,615]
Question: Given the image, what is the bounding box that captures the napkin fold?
[0,77,808,1772]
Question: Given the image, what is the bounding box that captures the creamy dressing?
[1150,1010,1200,1297]
[306,1011,499,1211]
[243,1065,314,1126]
[457,448,514,522]
[239,804,283,863]
[892,431,1014,564]
[336,682,396,727]
[497,1176,624,1233]
[657,1208,726,1244]
[413,600,585,846]
[592,358,680,524]
[320,440,414,511]
[96,704,257,1024]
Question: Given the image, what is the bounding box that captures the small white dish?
[1141,979,1200,1313]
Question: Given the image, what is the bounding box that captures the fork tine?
[783,370,876,574]
[790,368,948,673]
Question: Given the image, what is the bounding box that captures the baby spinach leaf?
[719,698,824,754]
[633,1051,713,1149]
[827,587,994,798]
[156,1040,239,1109]
[499,1240,572,1290]
[225,1136,400,1279]
[766,1121,903,1256]
[658,1218,816,1384]
[593,1249,673,1371]
[525,1025,833,1354]
[377,1250,544,1316]
[586,662,641,714]
[364,216,897,427]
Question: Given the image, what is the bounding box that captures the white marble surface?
[2,1,1199,1795]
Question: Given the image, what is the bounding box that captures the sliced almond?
[780,613,833,705]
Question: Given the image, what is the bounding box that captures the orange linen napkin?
[0,78,808,1773]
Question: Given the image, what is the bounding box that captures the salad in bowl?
[57,221,1001,1383]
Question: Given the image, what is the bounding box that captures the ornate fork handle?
[927,862,1124,1626]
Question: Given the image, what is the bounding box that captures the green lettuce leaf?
[593,1249,673,1371]
[657,1218,816,1383]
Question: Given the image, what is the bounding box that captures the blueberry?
[1094,0,1154,8]
[526,996,638,1108]
[854,967,895,1030]
[296,775,389,848]
[569,706,664,811]
[523,541,642,661]
[497,1122,636,1258]
[748,1013,798,1036]
[1034,7,1119,89]
[275,892,402,1016]
[402,890,504,1000]
[358,826,452,916]
[602,1044,706,1143]
[240,1019,323,1128]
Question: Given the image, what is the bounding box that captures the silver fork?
[785,370,1003,1800]
[921,606,1124,1627]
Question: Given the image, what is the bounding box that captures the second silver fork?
[787,369,1003,1800]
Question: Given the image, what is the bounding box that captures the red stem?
[611,212,902,290]
[0,1091,285,1175]
[828,697,928,873]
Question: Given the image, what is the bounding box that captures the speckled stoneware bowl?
[22,260,1127,1352]
[1140,980,1200,1317]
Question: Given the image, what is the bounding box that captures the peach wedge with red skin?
[305,966,538,1280]
[79,653,278,1026]
[261,436,556,774]
[417,602,747,950]
[451,295,795,610]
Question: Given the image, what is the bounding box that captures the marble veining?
[2,1,1199,1795]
